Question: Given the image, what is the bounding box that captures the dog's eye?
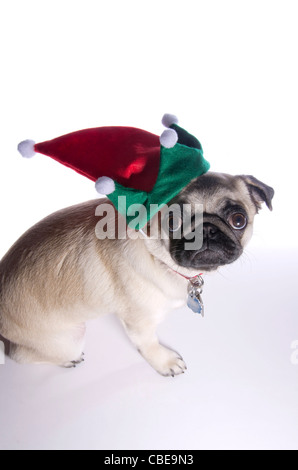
[229,213,247,230]
[167,214,182,232]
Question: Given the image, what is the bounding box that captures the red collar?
[170,268,203,281]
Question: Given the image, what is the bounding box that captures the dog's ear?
[240,175,275,211]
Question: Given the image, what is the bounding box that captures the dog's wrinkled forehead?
[179,172,255,216]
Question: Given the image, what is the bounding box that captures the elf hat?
[17,114,210,228]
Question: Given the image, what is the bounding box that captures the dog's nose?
[203,223,219,239]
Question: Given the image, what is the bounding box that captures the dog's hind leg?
[9,322,86,367]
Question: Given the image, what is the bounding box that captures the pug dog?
[0,172,274,376]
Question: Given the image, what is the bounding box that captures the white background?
[0,0,297,450]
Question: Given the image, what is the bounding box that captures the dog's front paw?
[141,344,187,377]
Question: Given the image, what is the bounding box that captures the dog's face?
[169,172,274,272]
[146,172,274,274]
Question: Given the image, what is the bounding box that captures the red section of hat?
[120,157,147,179]
[34,126,160,192]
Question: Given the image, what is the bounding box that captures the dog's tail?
[0,298,7,363]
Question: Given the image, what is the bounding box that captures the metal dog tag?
[187,275,205,317]
[187,292,204,315]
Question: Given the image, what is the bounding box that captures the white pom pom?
[95,176,115,195]
[17,140,36,158]
[160,129,178,149]
[162,113,179,128]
